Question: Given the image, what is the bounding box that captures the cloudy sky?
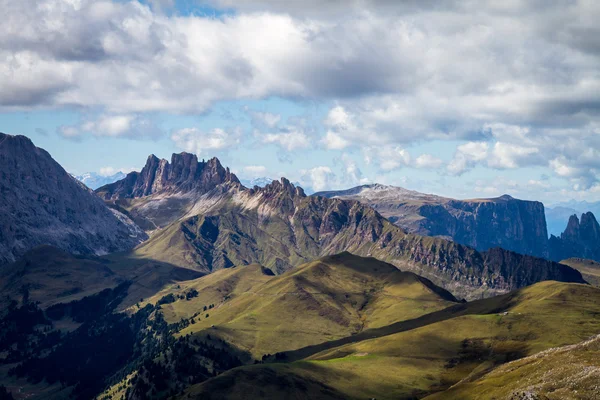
[1,0,599,203]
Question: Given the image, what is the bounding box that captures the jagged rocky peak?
[97,153,240,199]
[579,212,600,241]
[550,211,600,262]
[562,214,581,240]
[258,177,306,198]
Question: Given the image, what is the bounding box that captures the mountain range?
[73,171,127,190]
[1,133,599,399]
[92,151,583,300]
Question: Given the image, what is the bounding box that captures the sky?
[1,0,599,204]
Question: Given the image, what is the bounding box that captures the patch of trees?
[9,283,244,400]
[45,282,131,323]
[157,293,176,306]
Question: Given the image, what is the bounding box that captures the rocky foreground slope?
[97,153,583,300]
[0,133,147,265]
[314,184,550,258]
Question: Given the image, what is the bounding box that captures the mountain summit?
[98,153,240,199]
[0,133,147,265]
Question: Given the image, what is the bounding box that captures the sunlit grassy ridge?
[181,281,600,400]
[142,252,457,358]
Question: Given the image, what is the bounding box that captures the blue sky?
[1,0,599,204]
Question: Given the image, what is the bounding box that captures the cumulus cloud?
[447,142,489,175]
[257,128,310,151]
[242,165,268,176]
[321,131,351,150]
[300,166,335,192]
[364,146,411,171]
[2,0,600,190]
[171,127,242,155]
[414,154,443,169]
[59,114,162,140]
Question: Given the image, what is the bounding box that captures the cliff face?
[549,212,600,262]
[0,133,147,265]
[314,185,550,258]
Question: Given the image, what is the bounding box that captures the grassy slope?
[141,253,457,358]
[426,334,600,400]
[561,257,600,287]
[182,281,600,400]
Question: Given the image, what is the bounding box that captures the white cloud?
[258,129,310,151]
[300,166,335,192]
[242,165,268,176]
[2,0,600,190]
[447,142,489,175]
[414,154,443,169]
[58,125,80,139]
[364,146,411,171]
[488,142,540,169]
[59,114,162,140]
[171,127,241,155]
[321,131,351,150]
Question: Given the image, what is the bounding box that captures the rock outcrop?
[97,153,240,200]
[0,133,147,265]
[549,212,600,262]
[314,184,550,258]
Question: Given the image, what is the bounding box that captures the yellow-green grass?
[182,281,600,400]
[425,334,600,400]
[561,257,600,287]
[144,253,456,358]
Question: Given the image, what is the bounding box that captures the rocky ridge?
[314,184,550,258]
[99,157,584,300]
[0,132,147,265]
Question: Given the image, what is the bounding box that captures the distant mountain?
[0,132,147,265]
[314,184,549,258]
[97,154,583,300]
[241,176,313,194]
[546,200,600,237]
[73,171,126,190]
[240,177,276,188]
[545,205,580,236]
[550,199,600,217]
[549,212,600,262]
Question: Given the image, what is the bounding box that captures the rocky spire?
[97,154,240,200]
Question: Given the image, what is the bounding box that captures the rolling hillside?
[181,280,600,400]
[143,253,458,357]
